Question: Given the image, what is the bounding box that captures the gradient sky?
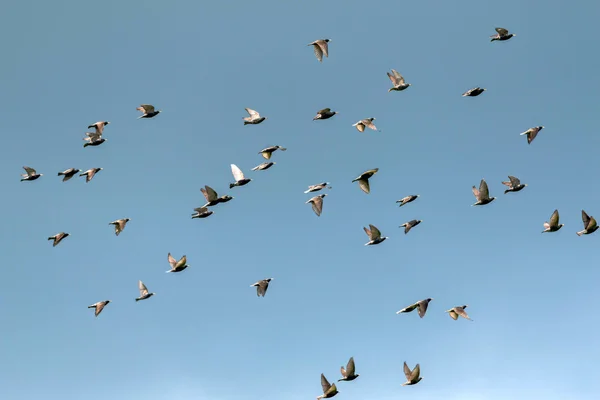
[2,0,600,399]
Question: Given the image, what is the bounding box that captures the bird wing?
[456,307,471,320]
[582,210,591,228]
[527,129,538,144]
[410,364,421,381]
[138,280,148,296]
[346,357,356,376]
[176,255,187,269]
[392,69,405,84]
[194,207,209,214]
[320,374,331,393]
[340,366,347,379]
[479,179,490,199]
[318,40,329,58]
[417,300,429,318]
[354,122,365,132]
[317,108,331,115]
[231,164,245,181]
[397,303,418,314]
[258,280,269,296]
[472,185,480,200]
[358,179,371,194]
[95,302,106,316]
[204,185,218,201]
[448,310,459,320]
[403,362,412,380]
[139,104,155,113]
[508,175,521,187]
[495,27,509,36]
[364,119,378,131]
[587,216,598,231]
[245,108,260,118]
[387,71,400,85]
[462,88,473,96]
[23,166,36,175]
[310,196,324,217]
[312,43,324,62]
[369,224,382,240]
[501,180,512,188]
[168,253,177,268]
[550,210,560,227]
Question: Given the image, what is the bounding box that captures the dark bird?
[313,108,338,121]
[397,195,419,207]
[400,219,422,234]
[402,362,422,386]
[446,305,473,321]
[109,218,130,236]
[83,131,106,148]
[259,145,287,160]
[80,168,103,183]
[251,278,273,297]
[338,357,359,382]
[308,39,330,63]
[229,164,252,188]
[306,194,327,217]
[396,298,432,318]
[490,27,515,42]
[57,168,80,182]
[364,224,388,246]
[462,87,486,97]
[316,373,339,400]
[48,232,69,247]
[502,175,527,194]
[20,166,42,181]
[520,126,544,144]
[135,281,155,302]
[243,108,267,125]
[305,182,332,193]
[352,168,379,194]
[251,162,275,171]
[542,209,564,233]
[88,121,110,135]
[137,104,161,119]
[191,207,213,219]
[166,253,189,273]
[472,179,496,206]
[577,210,598,236]
[387,69,411,92]
[200,185,233,208]
[88,300,110,317]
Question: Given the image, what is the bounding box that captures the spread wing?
[369,224,382,239]
[309,196,324,217]
[456,307,472,320]
[588,216,598,230]
[582,210,591,228]
[138,104,155,113]
[313,43,324,62]
[448,310,459,320]
[549,210,559,227]
[23,166,36,175]
[138,280,148,296]
[258,280,269,296]
[176,255,187,269]
[317,108,331,115]
[527,129,538,144]
[346,357,355,376]
[392,69,405,84]
[231,164,245,181]
[403,362,412,380]
[320,374,331,393]
[358,179,371,194]
[472,185,480,200]
[204,185,218,201]
[363,226,372,238]
[387,71,400,85]
[495,27,509,36]
[364,119,378,131]
[318,40,329,58]
[245,108,259,118]
[417,300,429,318]
[168,253,177,268]
[410,364,421,381]
[508,176,521,187]
[479,179,490,199]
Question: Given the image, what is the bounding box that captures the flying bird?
[352,168,379,194]
[402,362,423,386]
[462,87,486,97]
[363,224,388,246]
[135,281,155,302]
[387,69,411,92]
[48,232,69,247]
[80,168,103,183]
[251,278,273,297]
[251,162,275,171]
[259,145,287,160]
[472,179,496,206]
[83,131,106,148]
[577,210,598,236]
[200,185,233,208]
[352,118,379,132]
[308,39,330,62]
[313,108,338,121]
[88,121,110,135]
[306,194,327,217]
[57,168,80,182]
[490,27,515,42]
[397,195,419,207]
[109,218,130,236]
[166,253,189,273]
[542,209,564,233]
[305,182,332,193]
[137,104,161,119]
[20,166,42,181]
[520,126,544,144]
[502,175,527,194]
[229,164,252,188]
[191,207,213,219]
[400,219,422,234]
[338,357,359,382]
[446,305,473,321]
[243,108,267,125]
[316,373,339,400]
[396,298,433,318]
[88,300,110,317]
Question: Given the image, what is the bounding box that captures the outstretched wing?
[168,253,177,268]
[495,27,509,36]
[231,164,245,181]
[479,179,490,199]
[508,176,521,187]
[138,280,148,296]
[245,108,259,118]
[23,166,36,175]
[369,224,382,240]
[138,104,155,114]
[204,185,218,201]
[582,210,591,228]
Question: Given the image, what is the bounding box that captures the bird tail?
[87,305,95,308]
[519,131,528,135]
[47,237,53,241]
[83,143,89,148]
[504,189,510,194]
[229,183,235,189]
[576,231,583,236]
[57,172,64,176]
[165,270,172,273]
[135,298,140,302]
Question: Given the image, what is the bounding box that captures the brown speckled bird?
[57,168,80,182]
[88,121,110,135]
[137,104,161,119]
[397,195,419,207]
[352,168,379,194]
[308,39,330,62]
[109,218,130,236]
[166,253,189,273]
[520,126,544,144]
[243,108,267,125]
[88,300,110,317]
[446,305,473,321]
[396,298,432,318]
[316,373,338,400]
[401,362,422,386]
[259,145,286,160]
[387,69,411,92]
[400,219,422,234]
[48,232,69,247]
[251,278,273,297]
[352,118,379,132]
[80,168,103,183]
[313,108,338,121]
[502,175,527,194]
[577,210,598,236]
[472,179,496,206]
[306,194,327,217]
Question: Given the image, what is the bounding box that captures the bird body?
[259,145,287,160]
[446,305,473,321]
[542,209,564,233]
[472,179,496,206]
[364,224,388,246]
[200,185,233,208]
[251,162,275,171]
[577,210,598,236]
[191,207,213,219]
[88,300,110,317]
[305,182,331,193]
[397,195,419,207]
[83,131,106,148]
[313,108,338,121]
[387,69,411,92]
[306,194,327,217]
[20,166,42,181]
[462,87,486,97]
[490,27,515,42]
[137,104,161,119]
[352,118,379,132]
[308,39,330,62]
[401,362,422,386]
[48,232,69,247]
[166,253,189,273]
[400,219,422,234]
[502,175,527,194]
[243,108,266,125]
[135,280,155,301]
[109,218,130,236]
[57,168,80,182]
[80,168,103,183]
[251,278,273,297]
[88,121,110,135]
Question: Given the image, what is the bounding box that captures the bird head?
[418,220,423,223]
[325,39,331,43]
[539,126,545,130]
[104,121,110,125]
[524,184,529,187]
[105,300,111,304]
[266,278,273,282]
[408,83,412,87]
[427,298,433,302]
[388,88,393,93]
[125,218,131,222]
[39,173,44,176]
[483,88,487,91]
[64,233,70,237]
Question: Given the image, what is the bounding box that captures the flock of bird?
[18,26,599,399]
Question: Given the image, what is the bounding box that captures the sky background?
[1,0,599,399]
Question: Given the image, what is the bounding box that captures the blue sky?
[2,0,600,399]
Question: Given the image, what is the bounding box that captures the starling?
[259,145,287,160]
[83,131,106,148]
[364,224,388,246]
[462,87,486,97]
[520,126,544,144]
[200,185,233,208]
[316,373,339,400]
[472,179,496,206]
[80,168,103,183]
[446,305,473,321]
[490,27,515,42]
[20,166,42,181]
[542,209,564,233]
[229,164,252,188]
[243,108,267,125]
[387,69,411,92]
[251,162,275,171]
[166,253,189,273]
[352,118,380,132]
[401,362,422,386]
[48,232,69,247]
[338,357,359,382]
[109,218,130,236]
[88,300,110,317]
[306,194,327,217]
[352,168,379,194]
[305,182,332,193]
[308,39,330,62]
[191,207,213,219]
[135,281,155,302]
[400,219,422,234]
[397,195,419,207]
[137,104,161,119]
[396,298,432,318]
[88,121,110,135]
[576,210,598,236]
[57,168,80,182]
[502,175,527,194]
[313,108,338,121]
[251,278,273,297]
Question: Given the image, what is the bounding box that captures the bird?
[387,69,411,92]
[306,194,327,217]
[251,278,273,297]
[542,209,564,233]
[363,224,388,246]
[258,145,287,160]
[57,168,80,182]
[251,162,275,171]
[576,210,598,236]
[401,362,423,386]
[502,175,528,194]
[397,195,419,207]
[88,300,110,317]
[80,168,103,183]
[520,126,544,144]
[446,305,473,321]
[462,87,486,97]
[88,121,110,135]
[352,118,379,132]
[137,104,161,119]
[200,185,233,208]
[20,166,42,181]
[191,207,213,219]
[316,373,339,400]
[48,232,69,247]
[400,219,422,234]
[396,298,433,318]
[82,131,106,148]
[313,108,338,121]
[305,182,332,193]
[490,27,515,42]
[243,108,267,125]
[352,168,379,194]
[472,179,496,206]
[229,164,252,189]
[109,218,130,236]
[135,281,155,302]
[338,357,359,382]
[308,39,330,62]
[166,253,189,273]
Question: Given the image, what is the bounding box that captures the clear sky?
[2,0,599,399]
